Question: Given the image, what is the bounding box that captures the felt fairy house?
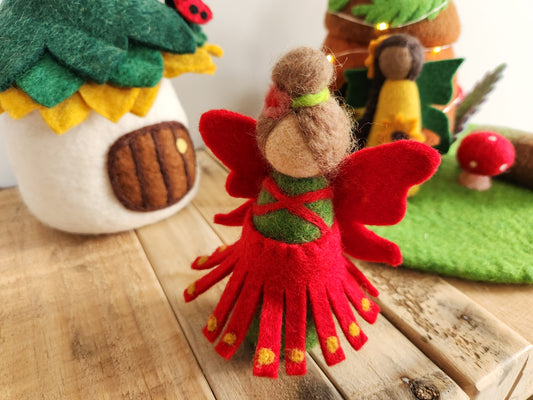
[324,0,462,151]
[324,0,460,90]
[0,0,222,234]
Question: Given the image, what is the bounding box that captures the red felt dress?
[184,109,440,378]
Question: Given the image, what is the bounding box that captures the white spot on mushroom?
[499,163,508,172]
[469,160,478,169]
[488,136,497,142]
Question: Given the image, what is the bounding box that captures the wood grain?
[136,205,344,400]
[0,189,213,400]
[192,151,243,243]
[357,261,533,400]
[445,277,533,400]
[309,317,468,400]
[187,151,469,399]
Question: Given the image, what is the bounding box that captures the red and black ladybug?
[165,0,213,25]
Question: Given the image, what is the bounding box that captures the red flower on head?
[263,84,291,120]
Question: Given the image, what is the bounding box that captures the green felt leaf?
[344,68,372,109]
[422,104,451,154]
[188,23,208,48]
[119,0,196,54]
[371,153,533,284]
[352,0,450,27]
[417,58,463,106]
[15,53,85,108]
[0,1,46,92]
[46,24,128,84]
[0,0,199,92]
[108,45,164,88]
[328,0,350,12]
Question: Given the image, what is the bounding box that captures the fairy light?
[375,22,389,31]
[330,44,451,59]
[326,53,336,64]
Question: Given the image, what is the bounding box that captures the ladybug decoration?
[166,0,213,24]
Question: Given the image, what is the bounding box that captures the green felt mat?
[371,152,533,284]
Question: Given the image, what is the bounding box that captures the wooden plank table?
[1,150,532,400]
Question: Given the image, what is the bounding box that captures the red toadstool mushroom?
[456,131,515,191]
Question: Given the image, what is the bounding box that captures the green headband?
[291,87,330,108]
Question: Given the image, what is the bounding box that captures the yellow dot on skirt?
[197,256,209,266]
[207,315,218,332]
[326,337,339,354]
[287,349,305,363]
[361,298,371,312]
[349,322,360,337]
[186,283,196,296]
[223,333,237,346]
[176,138,188,154]
[218,245,227,252]
[257,348,276,366]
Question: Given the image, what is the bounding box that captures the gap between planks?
[0,188,215,400]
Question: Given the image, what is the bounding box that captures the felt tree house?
[324,0,461,138]
[0,0,221,234]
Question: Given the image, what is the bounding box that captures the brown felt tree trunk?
[498,131,533,190]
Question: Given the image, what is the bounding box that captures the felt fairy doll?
[184,47,440,378]
[357,34,426,147]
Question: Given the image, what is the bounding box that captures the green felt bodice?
[252,171,334,244]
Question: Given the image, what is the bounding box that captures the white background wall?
[174,0,533,145]
[1,0,532,186]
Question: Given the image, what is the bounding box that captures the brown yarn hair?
[257,47,353,175]
[356,34,424,144]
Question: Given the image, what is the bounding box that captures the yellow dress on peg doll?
[363,34,426,148]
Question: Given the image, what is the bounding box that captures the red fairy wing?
[334,140,440,225]
[341,223,402,266]
[334,141,440,264]
[199,110,269,199]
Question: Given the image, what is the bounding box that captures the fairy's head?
[256,47,353,178]
[371,34,424,81]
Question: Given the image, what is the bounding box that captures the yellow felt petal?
[203,43,224,58]
[131,84,161,117]
[39,92,92,135]
[0,87,41,119]
[79,83,140,123]
[0,101,4,114]
[163,43,223,78]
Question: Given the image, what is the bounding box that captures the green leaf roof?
[352,0,449,28]
[0,0,205,105]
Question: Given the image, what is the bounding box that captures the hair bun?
[271,47,333,97]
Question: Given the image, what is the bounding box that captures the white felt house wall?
[1,80,197,234]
